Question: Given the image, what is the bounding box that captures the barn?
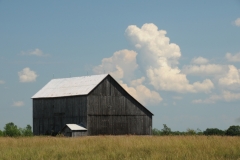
[32,74,153,136]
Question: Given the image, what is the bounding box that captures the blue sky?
[0,1,240,131]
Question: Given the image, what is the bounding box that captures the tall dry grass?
[0,136,240,160]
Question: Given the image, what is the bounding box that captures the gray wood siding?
[87,76,152,135]
[33,96,87,135]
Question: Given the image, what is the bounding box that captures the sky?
[0,1,240,132]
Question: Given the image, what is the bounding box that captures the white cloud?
[125,23,214,93]
[218,65,240,89]
[12,101,24,107]
[234,18,240,27]
[126,23,181,67]
[147,66,214,93]
[226,52,240,62]
[93,49,138,82]
[0,80,5,84]
[21,48,48,57]
[182,64,227,76]
[18,67,38,82]
[93,49,162,106]
[222,91,240,101]
[130,77,145,86]
[191,57,209,64]
[120,80,162,106]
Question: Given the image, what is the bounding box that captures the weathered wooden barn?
[32,74,153,136]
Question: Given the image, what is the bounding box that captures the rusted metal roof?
[66,124,87,131]
[32,74,108,98]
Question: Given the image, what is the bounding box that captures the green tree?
[203,128,225,136]
[22,125,33,136]
[226,125,240,136]
[161,124,171,135]
[0,130,3,136]
[152,128,161,135]
[186,128,196,135]
[4,122,21,137]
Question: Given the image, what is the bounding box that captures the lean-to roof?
[66,124,87,131]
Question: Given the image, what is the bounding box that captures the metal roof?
[66,124,87,131]
[32,74,108,98]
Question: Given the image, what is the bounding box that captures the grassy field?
[0,136,240,160]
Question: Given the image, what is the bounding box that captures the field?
[0,136,240,160]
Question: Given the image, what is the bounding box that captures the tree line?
[152,124,240,136]
[1,122,240,137]
[0,122,33,137]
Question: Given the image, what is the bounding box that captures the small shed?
[61,124,87,137]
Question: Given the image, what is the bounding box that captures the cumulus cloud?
[218,65,240,89]
[147,66,214,93]
[0,80,5,84]
[222,91,240,101]
[234,18,240,27]
[226,52,240,62]
[182,64,228,76]
[93,49,138,82]
[12,101,24,107]
[126,23,181,67]
[93,49,162,106]
[191,57,209,64]
[120,81,162,106]
[94,23,240,105]
[125,23,214,93]
[18,67,38,82]
[21,48,48,57]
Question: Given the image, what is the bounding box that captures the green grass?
[0,136,240,160]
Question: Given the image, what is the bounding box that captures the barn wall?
[87,76,152,135]
[62,126,72,137]
[33,96,87,135]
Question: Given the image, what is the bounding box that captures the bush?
[0,130,3,136]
